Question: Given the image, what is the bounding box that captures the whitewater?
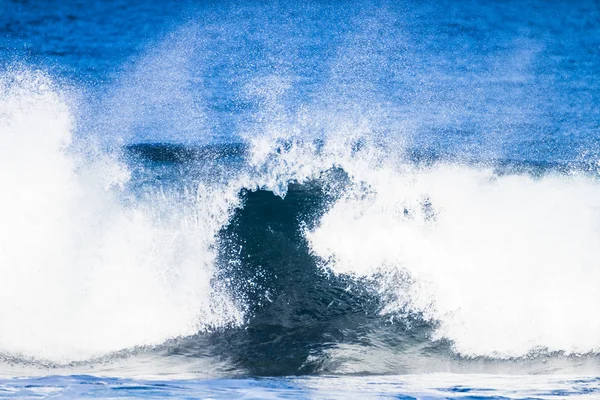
[1,0,600,397]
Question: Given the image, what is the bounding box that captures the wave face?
[1,0,600,378]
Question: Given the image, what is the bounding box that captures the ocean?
[1,0,600,398]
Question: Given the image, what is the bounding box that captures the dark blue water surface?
[2,0,600,398]
[2,0,599,154]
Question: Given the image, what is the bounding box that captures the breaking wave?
[1,65,600,376]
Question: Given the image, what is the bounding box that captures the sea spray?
[0,71,242,362]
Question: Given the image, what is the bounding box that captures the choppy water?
[1,375,600,399]
[1,0,600,398]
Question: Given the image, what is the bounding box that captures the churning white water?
[308,158,600,358]
[0,71,242,362]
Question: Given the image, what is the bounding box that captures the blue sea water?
[1,0,600,398]
[1,375,600,399]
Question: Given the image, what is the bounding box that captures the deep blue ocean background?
[3,0,599,157]
[1,0,600,398]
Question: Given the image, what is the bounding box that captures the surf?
[1,0,600,380]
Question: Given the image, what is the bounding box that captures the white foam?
[0,71,242,363]
[307,159,600,358]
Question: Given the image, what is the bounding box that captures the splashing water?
[0,71,242,362]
